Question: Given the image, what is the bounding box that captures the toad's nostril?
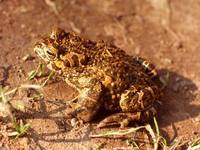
[34,43,42,52]
[34,42,42,47]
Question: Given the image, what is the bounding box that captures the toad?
[34,28,161,128]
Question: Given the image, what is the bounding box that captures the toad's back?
[58,32,153,87]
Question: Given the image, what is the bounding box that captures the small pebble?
[162,58,172,65]
[16,56,20,60]
[135,46,141,55]
[71,118,79,127]
[175,77,181,82]
[21,24,26,29]
[19,5,28,13]
[22,54,34,61]
[194,117,200,122]
[172,84,179,92]
[183,86,189,90]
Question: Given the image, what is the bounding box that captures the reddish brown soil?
[0,0,200,149]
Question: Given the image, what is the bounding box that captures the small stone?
[22,54,34,61]
[16,56,20,60]
[183,86,189,90]
[194,117,200,122]
[175,77,181,82]
[21,24,26,29]
[162,58,172,65]
[112,95,116,99]
[172,84,179,92]
[135,46,141,55]
[71,118,78,127]
[19,5,28,13]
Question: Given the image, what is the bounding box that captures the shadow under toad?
[156,69,199,142]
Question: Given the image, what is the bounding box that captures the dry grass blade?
[90,126,145,138]
[27,63,55,87]
[27,63,44,80]
[20,84,42,89]
[93,142,106,150]
[167,139,181,150]
[145,124,158,150]
[187,137,200,150]
[0,84,41,100]
[44,0,58,15]
[153,117,160,136]
[127,139,140,150]
[145,117,167,150]
[159,72,170,89]
[0,87,12,117]
[3,88,18,97]
[27,70,37,80]
[0,86,9,103]
[146,117,182,150]
[70,22,81,34]
[41,71,55,87]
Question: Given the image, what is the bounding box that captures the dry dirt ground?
[0,0,200,149]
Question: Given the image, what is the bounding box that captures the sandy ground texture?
[0,0,200,149]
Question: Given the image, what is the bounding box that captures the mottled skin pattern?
[34,28,161,128]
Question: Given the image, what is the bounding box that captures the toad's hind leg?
[66,77,103,122]
[97,107,156,128]
[97,84,159,128]
[119,85,159,112]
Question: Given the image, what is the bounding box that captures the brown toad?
[34,28,161,128]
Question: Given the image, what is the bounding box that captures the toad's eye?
[45,49,57,60]
[47,50,55,56]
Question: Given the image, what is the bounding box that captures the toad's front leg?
[66,76,103,122]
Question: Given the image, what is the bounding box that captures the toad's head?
[34,28,68,63]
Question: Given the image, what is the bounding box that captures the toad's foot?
[97,107,156,128]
